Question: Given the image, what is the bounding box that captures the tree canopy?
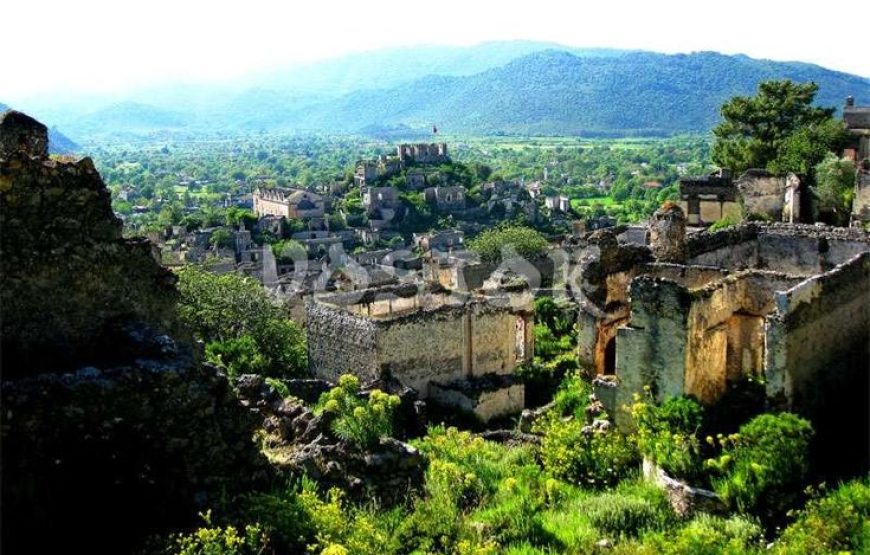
[468,225,549,263]
[176,267,306,378]
[712,80,845,176]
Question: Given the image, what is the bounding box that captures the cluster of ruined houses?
[302,206,869,427]
[152,112,870,426]
[679,96,870,229]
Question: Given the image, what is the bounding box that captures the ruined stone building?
[679,168,805,225]
[845,96,870,227]
[424,185,467,212]
[570,204,870,430]
[253,186,325,219]
[397,143,449,165]
[306,284,534,422]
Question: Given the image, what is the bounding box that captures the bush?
[581,493,664,538]
[630,394,704,479]
[537,414,639,488]
[773,478,870,554]
[173,512,268,555]
[552,371,591,419]
[467,225,549,263]
[415,426,539,500]
[316,375,400,449]
[177,267,307,378]
[637,514,763,555]
[706,412,813,512]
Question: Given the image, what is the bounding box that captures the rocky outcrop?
[237,374,425,504]
[1,109,179,375]
[0,111,270,554]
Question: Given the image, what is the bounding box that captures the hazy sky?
[2,0,867,101]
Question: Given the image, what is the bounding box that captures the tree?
[467,225,549,263]
[712,80,844,175]
[814,154,856,225]
[176,267,307,378]
[209,228,235,250]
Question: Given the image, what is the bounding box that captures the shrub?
[552,371,591,419]
[414,426,539,500]
[630,394,703,479]
[537,414,639,488]
[297,485,391,555]
[316,375,400,449]
[467,225,549,263]
[177,267,307,378]
[468,468,553,547]
[173,511,268,555]
[773,478,870,554]
[706,412,813,512]
[581,493,663,538]
[638,514,764,555]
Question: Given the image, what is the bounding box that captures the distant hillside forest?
[6,45,869,141]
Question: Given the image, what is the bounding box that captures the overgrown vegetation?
[315,375,401,449]
[176,266,307,379]
[467,225,549,263]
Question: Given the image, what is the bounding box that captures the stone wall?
[0,111,271,553]
[765,251,870,409]
[306,289,533,420]
[1,110,178,375]
[305,299,380,383]
[735,169,790,220]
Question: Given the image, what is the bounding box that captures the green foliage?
[536,413,639,488]
[173,511,268,555]
[772,478,870,554]
[636,513,764,555]
[581,492,665,538]
[415,426,539,502]
[708,211,742,231]
[706,412,813,512]
[814,153,857,225]
[271,239,307,264]
[176,267,307,378]
[298,484,393,555]
[712,80,841,175]
[533,324,573,359]
[204,335,268,377]
[208,228,235,250]
[551,371,591,419]
[467,225,549,263]
[316,375,401,449]
[630,394,704,479]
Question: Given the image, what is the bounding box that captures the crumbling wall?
[0,110,269,554]
[377,306,468,393]
[765,252,870,409]
[735,170,789,220]
[683,272,788,403]
[0,111,178,374]
[609,277,691,427]
[305,301,380,383]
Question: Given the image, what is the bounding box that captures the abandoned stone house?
[679,168,805,226]
[252,187,325,219]
[424,185,467,212]
[571,204,870,428]
[397,143,449,165]
[845,96,870,226]
[305,284,534,422]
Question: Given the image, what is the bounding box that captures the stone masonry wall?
[305,300,380,383]
[765,251,870,409]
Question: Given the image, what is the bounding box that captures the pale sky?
[1,0,866,101]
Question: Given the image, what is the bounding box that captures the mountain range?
[5,41,869,141]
